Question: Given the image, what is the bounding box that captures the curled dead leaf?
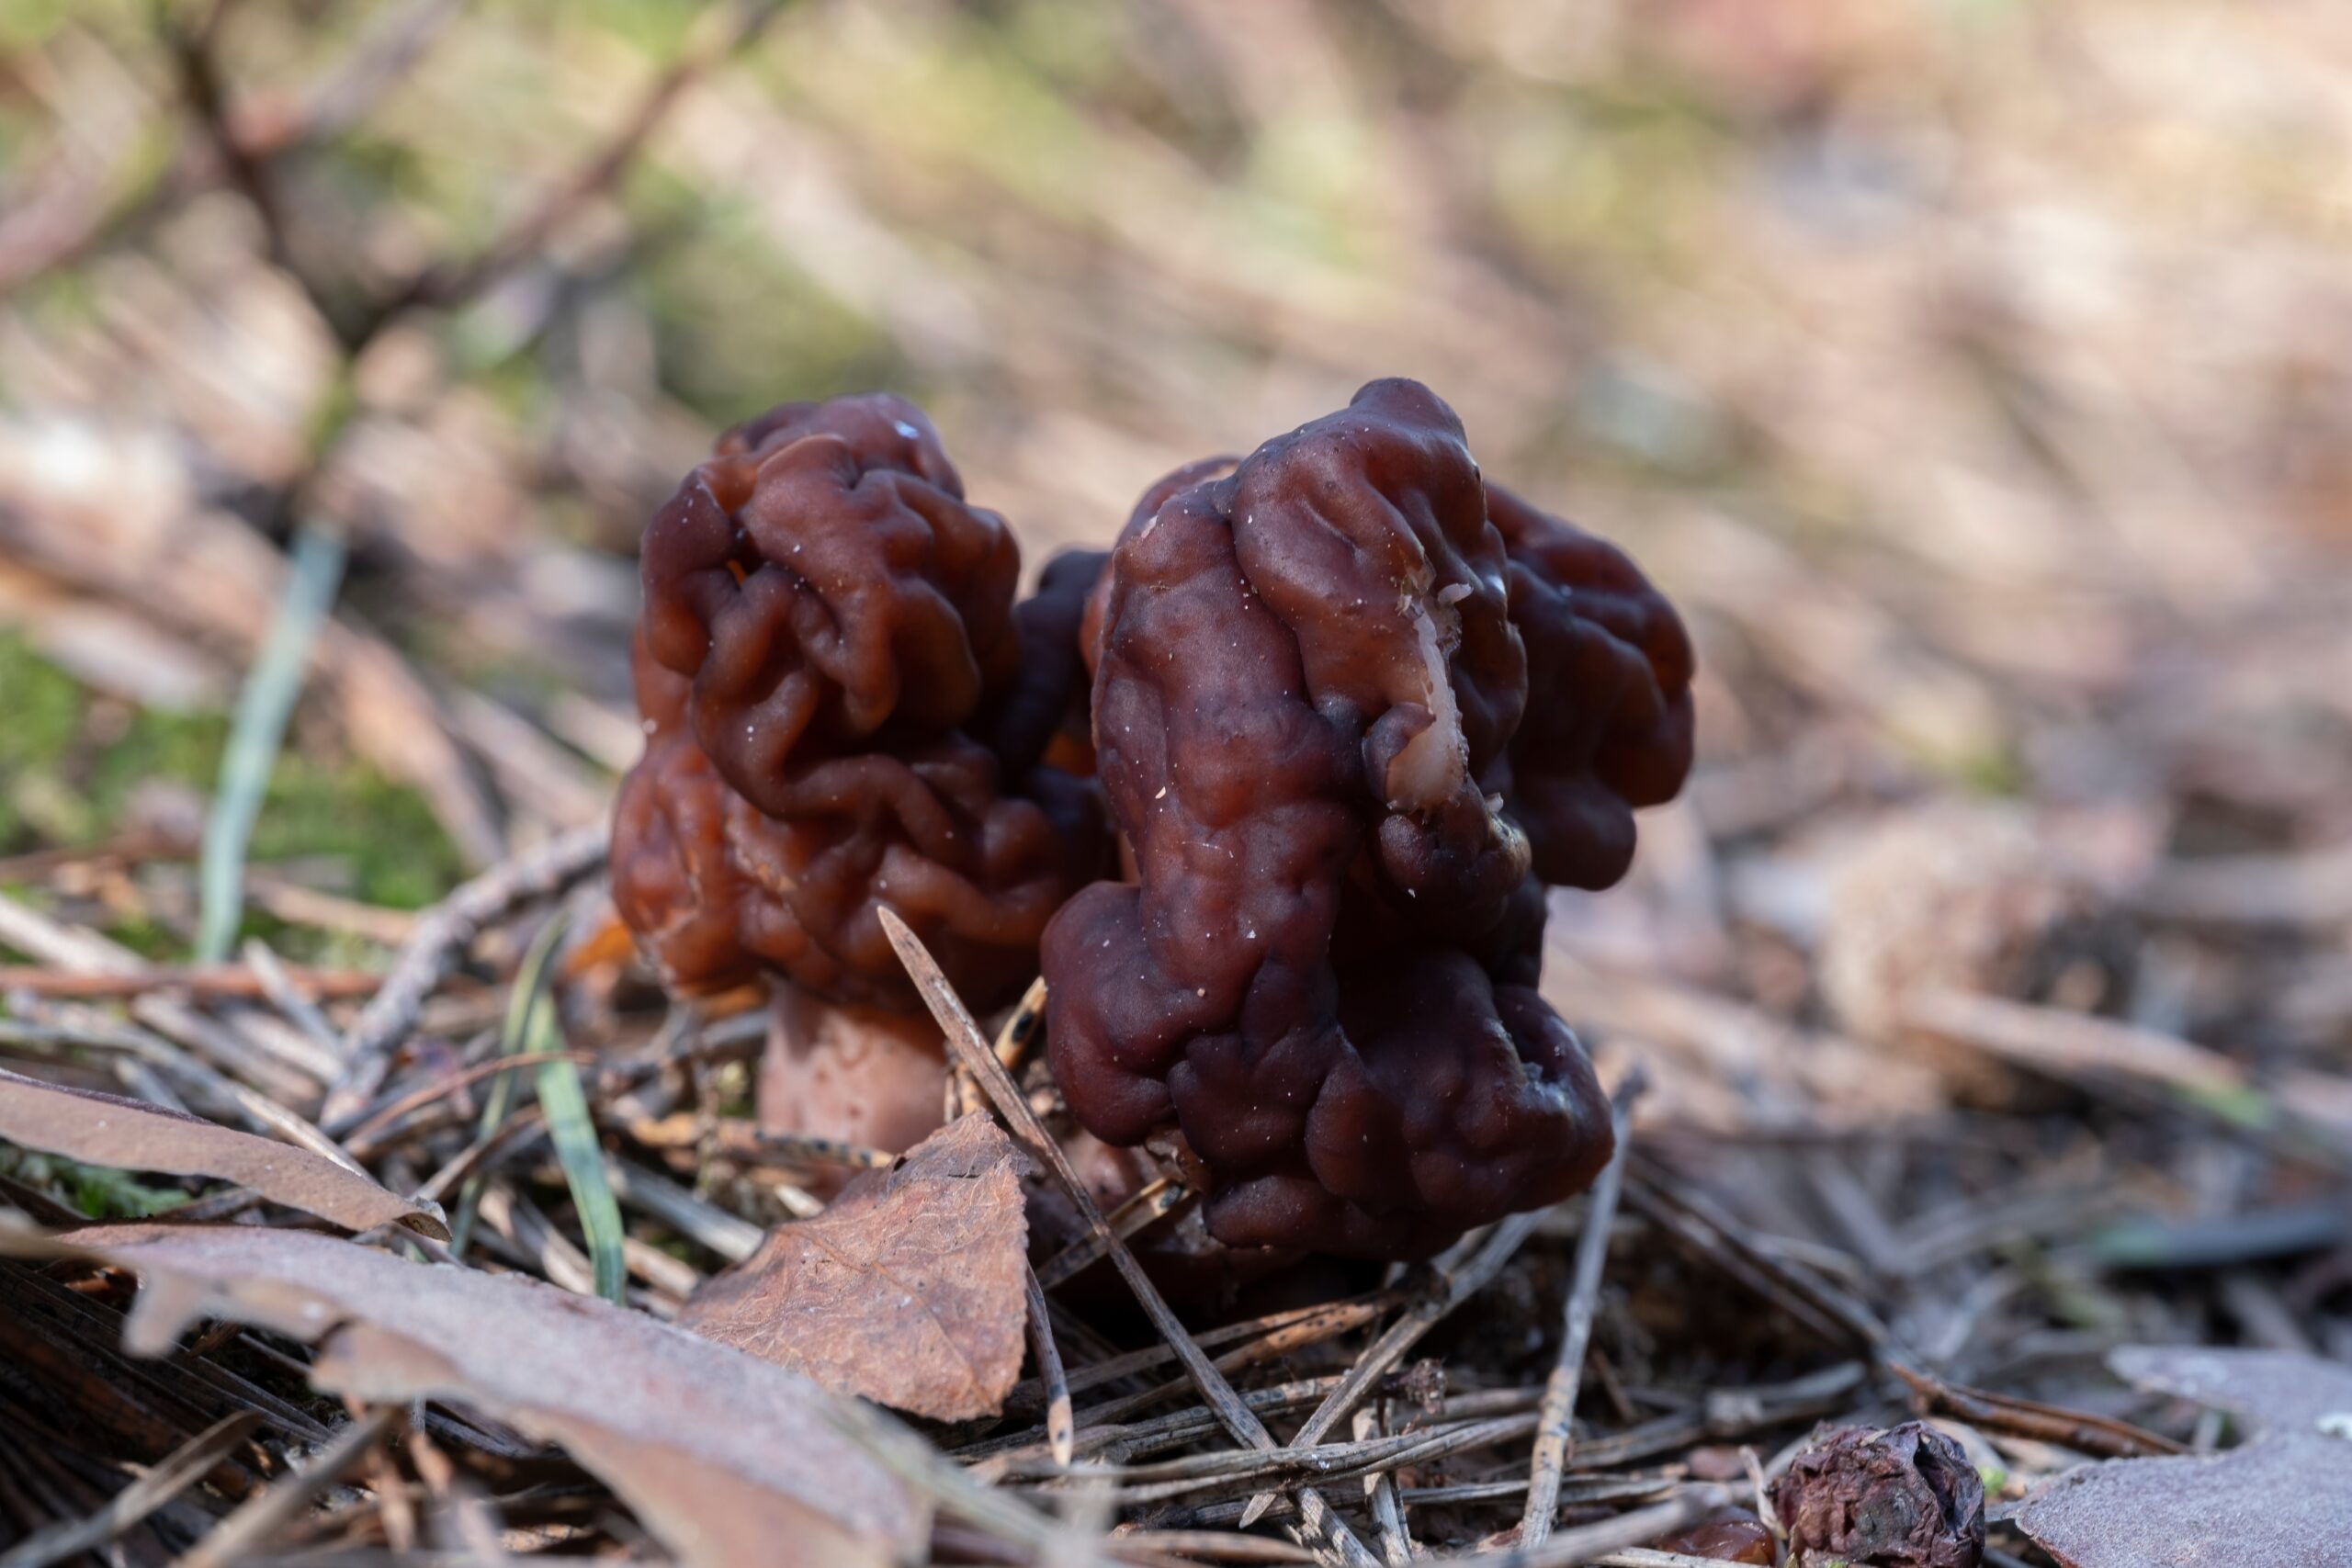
[2018,1347,2352,1568]
[1770,1420,1984,1567]
[15,1224,927,1568]
[0,1066,447,1238]
[679,1111,1031,1421]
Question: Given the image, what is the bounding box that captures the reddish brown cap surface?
[1042,378,1692,1258]
[612,394,1109,1011]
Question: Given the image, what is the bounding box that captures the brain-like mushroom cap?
[1041,378,1691,1258]
[613,394,1107,1011]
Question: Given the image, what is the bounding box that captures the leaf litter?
[0,1066,445,1238]
[678,1111,1033,1421]
[2017,1348,2352,1568]
[6,1222,928,1568]
[6,2,2352,1564]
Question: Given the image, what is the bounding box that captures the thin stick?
[879,910,1378,1568]
[324,821,608,1130]
[0,1412,260,1568]
[969,1378,1349,1477]
[1520,1079,1643,1546]
[1436,1486,1731,1567]
[966,974,1049,1118]
[1024,1263,1075,1468]
[700,1122,893,1171]
[345,1050,594,1154]
[179,1407,399,1568]
[0,963,385,1002]
[1113,1531,1317,1565]
[1354,1406,1412,1567]
[389,0,794,315]
[604,1156,765,1264]
[989,1292,1403,1433]
[1235,1205,1554,1528]
[996,975,1048,1072]
[241,938,344,1055]
[1035,1177,1188,1289]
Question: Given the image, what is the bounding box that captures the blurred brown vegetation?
[2,1,2352,1556]
[11,0,2351,1096]
[6,0,2351,860]
[6,0,2352,1225]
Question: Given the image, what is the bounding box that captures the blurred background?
[2,0,2349,1138]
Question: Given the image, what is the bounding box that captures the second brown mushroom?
[610,393,1109,1161]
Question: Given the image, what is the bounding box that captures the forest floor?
[1,3,2349,1565]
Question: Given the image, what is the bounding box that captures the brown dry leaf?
[0,1066,447,1239]
[678,1111,1030,1421]
[20,1223,925,1568]
[2018,1347,2352,1568]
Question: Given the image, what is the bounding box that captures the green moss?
[81,703,463,912]
[637,202,909,423]
[0,634,89,850]
[0,633,464,947]
[0,1148,192,1220]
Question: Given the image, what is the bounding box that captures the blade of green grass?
[446,911,625,1302]
[532,997,627,1303]
[446,913,570,1260]
[197,525,346,964]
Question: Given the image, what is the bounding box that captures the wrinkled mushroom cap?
[1043,378,1692,1258]
[612,394,1109,1013]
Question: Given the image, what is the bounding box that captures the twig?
[1441,1486,1731,1566]
[1900,987,2250,1100]
[987,1293,1404,1437]
[880,909,1381,1568]
[382,0,796,319]
[1024,1262,1075,1468]
[0,964,385,1002]
[1112,1531,1317,1565]
[697,1122,894,1172]
[344,1050,594,1156]
[603,1156,763,1264]
[1521,1078,1643,1546]
[1619,1170,1865,1352]
[1887,1363,2183,1460]
[970,1377,1352,1476]
[323,821,608,1130]
[179,1405,400,1568]
[1035,1176,1188,1289]
[965,974,1047,1118]
[0,1411,260,1568]
[1354,1406,1412,1567]
[240,939,344,1057]
[1234,1205,1555,1528]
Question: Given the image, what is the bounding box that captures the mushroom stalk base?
[757,983,949,1167]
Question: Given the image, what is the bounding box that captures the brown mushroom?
[612,394,1109,1157]
[1041,378,1693,1258]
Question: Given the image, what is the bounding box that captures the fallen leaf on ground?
[0,1066,446,1238]
[679,1111,1030,1421]
[2018,1347,2352,1568]
[15,1224,926,1568]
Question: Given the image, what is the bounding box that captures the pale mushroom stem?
[758,983,952,1179]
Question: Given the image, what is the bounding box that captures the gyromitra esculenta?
[1042,378,1693,1258]
[611,393,1108,1154]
